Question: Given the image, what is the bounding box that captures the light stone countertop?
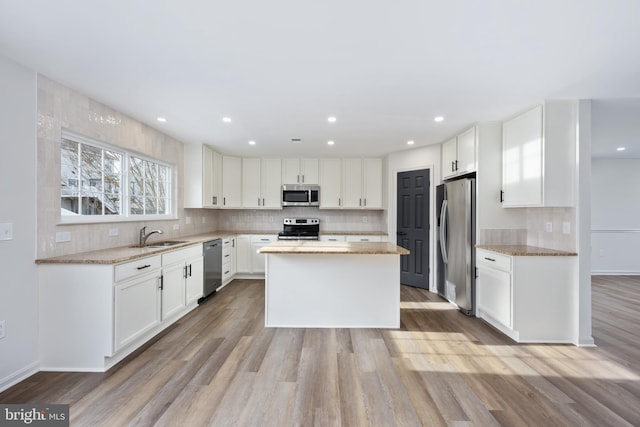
[476,244,577,256]
[258,241,409,255]
[36,230,391,264]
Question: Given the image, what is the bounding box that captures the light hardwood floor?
[1,276,639,426]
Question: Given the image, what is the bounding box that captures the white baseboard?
[0,361,39,393]
[591,270,640,275]
[578,335,596,347]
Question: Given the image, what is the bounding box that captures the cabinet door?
[202,145,215,208]
[251,236,275,274]
[261,158,282,208]
[222,156,242,208]
[242,158,262,208]
[185,256,203,305]
[301,158,319,184]
[211,150,222,207]
[457,127,476,174]
[342,158,363,208]
[161,262,187,320]
[362,158,383,208]
[114,273,161,351]
[236,236,251,273]
[320,159,342,208]
[502,105,543,207]
[477,266,512,328]
[442,137,458,179]
[283,158,302,184]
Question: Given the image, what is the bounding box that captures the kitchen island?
[258,241,409,328]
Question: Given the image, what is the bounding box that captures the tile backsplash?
[216,208,387,233]
[36,75,217,258]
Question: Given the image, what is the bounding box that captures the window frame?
[59,131,177,225]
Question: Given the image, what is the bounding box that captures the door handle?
[439,200,448,264]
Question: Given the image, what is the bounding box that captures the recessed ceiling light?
[248,140,256,145]
[327,140,335,146]
[156,117,167,123]
[328,116,337,123]
[617,146,626,151]
[407,140,415,145]
[434,116,444,123]
[222,117,232,123]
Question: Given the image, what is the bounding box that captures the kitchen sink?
[131,240,189,248]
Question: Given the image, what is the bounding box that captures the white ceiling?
[2,0,640,157]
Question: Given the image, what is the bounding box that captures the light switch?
[562,222,571,234]
[545,222,553,233]
[0,223,13,241]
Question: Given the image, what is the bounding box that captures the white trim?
[592,229,640,233]
[591,270,640,275]
[0,362,39,393]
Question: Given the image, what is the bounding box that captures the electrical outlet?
[108,228,119,236]
[173,224,180,230]
[55,231,71,242]
[0,320,5,339]
[185,216,192,225]
[562,222,571,234]
[362,216,368,223]
[545,222,553,233]
[0,223,13,241]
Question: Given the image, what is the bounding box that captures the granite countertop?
[36,230,391,265]
[258,241,409,255]
[476,244,577,256]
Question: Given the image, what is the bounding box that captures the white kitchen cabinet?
[235,235,251,274]
[235,234,276,275]
[342,158,383,209]
[162,245,203,315]
[319,158,342,208]
[114,268,162,353]
[184,144,222,209]
[283,158,318,184]
[242,158,282,209]
[476,248,577,343]
[221,236,236,287]
[501,101,576,207]
[319,234,346,242]
[222,155,242,208]
[345,235,384,242]
[442,127,476,179]
[251,235,277,274]
[39,245,203,371]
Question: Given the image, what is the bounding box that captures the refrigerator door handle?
[439,199,448,264]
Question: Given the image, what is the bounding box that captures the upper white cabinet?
[319,158,342,209]
[184,144,222,208]
[282,158,318,184]
[502,101,576,207]
[342,158,383,209]
[242,158,282,209]
[442,127,476,179]
[222,155,242,208]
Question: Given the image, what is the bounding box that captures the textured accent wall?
[36,76,217,258]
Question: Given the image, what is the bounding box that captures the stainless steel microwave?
[282,184,320,207]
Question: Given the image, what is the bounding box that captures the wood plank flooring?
[2,277,639,426]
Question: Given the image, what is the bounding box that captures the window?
[60,132,174,223]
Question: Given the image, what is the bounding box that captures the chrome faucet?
[139,226,164,246]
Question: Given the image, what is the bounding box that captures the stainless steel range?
[278,218,320,240]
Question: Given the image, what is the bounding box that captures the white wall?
[0,55,39,390]
[591,158,640,273]
[386,144,440,291]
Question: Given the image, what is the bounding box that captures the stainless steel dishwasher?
[202,239,222,301]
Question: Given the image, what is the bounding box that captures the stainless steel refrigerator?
[437,177,476,316]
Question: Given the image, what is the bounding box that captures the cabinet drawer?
[320,235,346,242]
[115,255,161,283]
[476,249,511,272]
[345,235,382,242]
[162,244,202,265]
[222,250,232,262]
[251,235,277,243]
[222,237,235,247]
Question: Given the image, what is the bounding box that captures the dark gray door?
[397,169,430,289]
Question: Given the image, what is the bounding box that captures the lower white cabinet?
[221,236,237,287]
[345,235,384,242]
[319,235,346,242]
[236,234,277,275]
[476,248,577,343]
[39,244,203,372]
[114,271,162,352]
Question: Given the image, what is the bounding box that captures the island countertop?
[476,244,577,256]
[258,241,410,255]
